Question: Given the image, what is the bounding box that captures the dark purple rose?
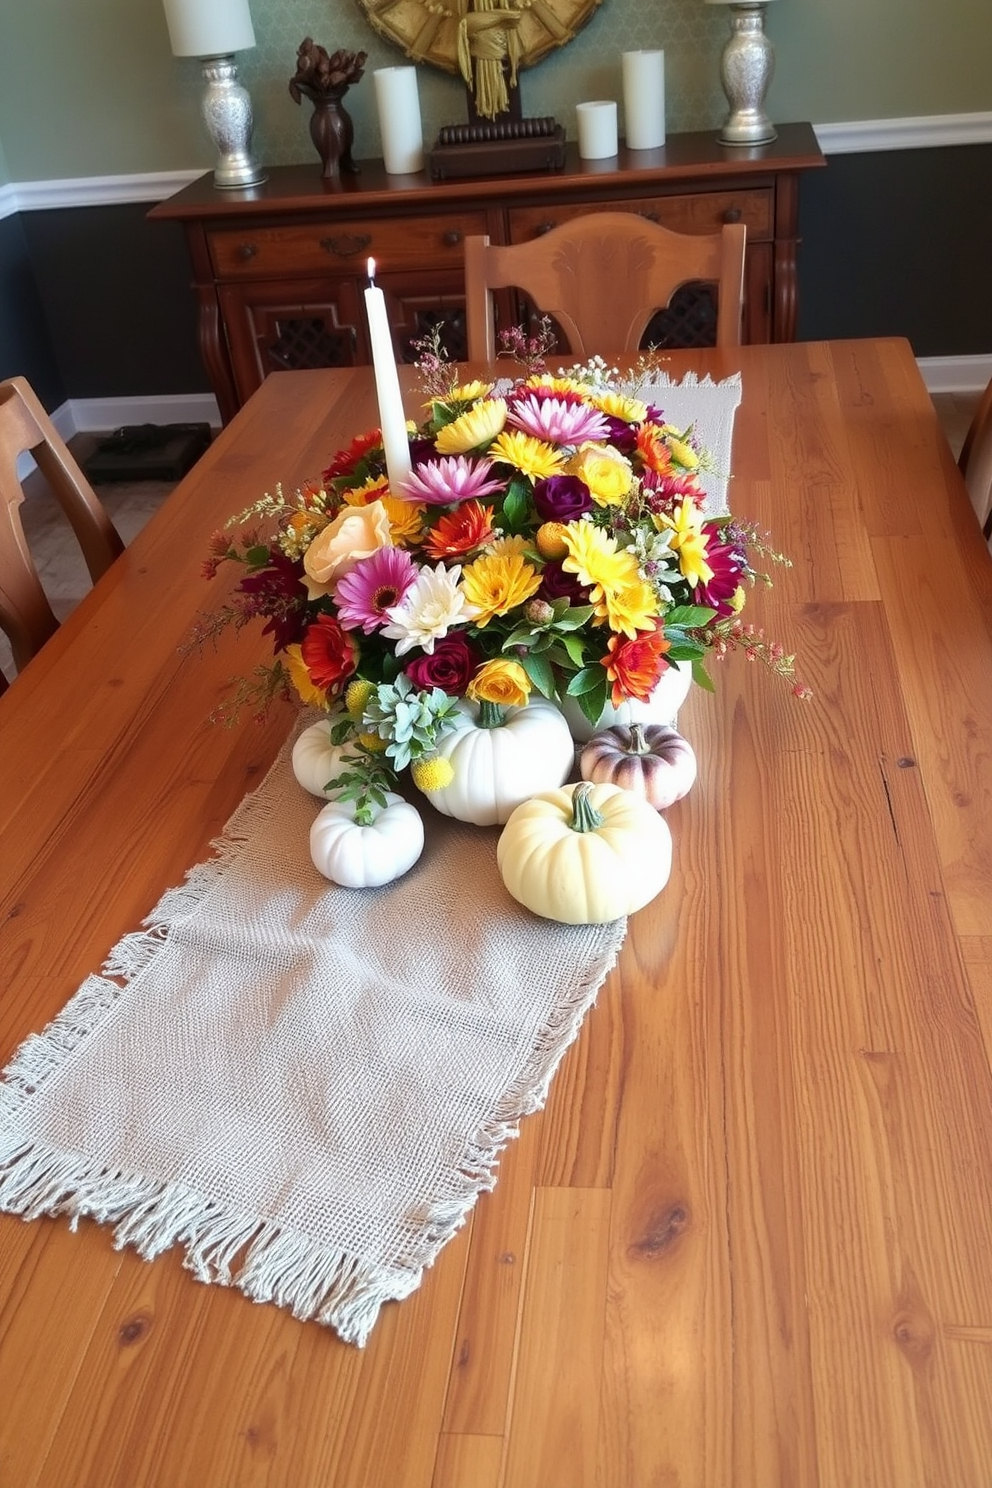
[538,560,588,606]
[404,631,480,694]
[600,414,639,455]
[408,437,439,467]
[532,474,593,523]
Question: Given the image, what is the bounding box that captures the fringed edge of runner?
[0,1122,415,1347]
[0,727,420,1345]
[397,923,627,1272]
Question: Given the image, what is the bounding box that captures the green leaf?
[500,476,533,532]
[666,603,717,629]
[560,632,588,667]
[691,658,715,692]
[577,676,609,725]
[566,665,603,697]
[244,544,272,570]
[520,650,557,698]
[552,604,596,631]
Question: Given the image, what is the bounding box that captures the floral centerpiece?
[197,333,806,826]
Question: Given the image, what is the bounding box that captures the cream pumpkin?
[497,780,673,924]
[291,717,352,798]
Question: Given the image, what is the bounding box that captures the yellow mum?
[489,430,566,480]
[468,658,532,707]
[561,522,640,599]
[342,475,389,505]
[600,576,659,637]
[435,397,507,453]
[461,551,542,626]
[448,380,493,403]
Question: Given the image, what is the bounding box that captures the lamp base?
[200,55,267,190]
[715,3,777,148]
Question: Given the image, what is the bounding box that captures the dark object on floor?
[84,423,212,483]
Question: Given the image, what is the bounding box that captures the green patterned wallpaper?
[0,0,989,180]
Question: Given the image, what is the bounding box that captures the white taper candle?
[364,258,412,489]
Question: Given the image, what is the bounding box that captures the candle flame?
[367,256,376,282]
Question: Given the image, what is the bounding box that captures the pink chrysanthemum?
[398,456,506,506]
[506,390,611,445]
[334,545,418,633]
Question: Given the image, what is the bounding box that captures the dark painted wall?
[1,140,989,415]
[797,143,992,353]
[0,212,66,407]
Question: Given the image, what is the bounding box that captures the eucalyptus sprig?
[323,745,398,827]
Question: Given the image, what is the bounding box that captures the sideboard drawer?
[208,213,489,278]
[508,190,773,244]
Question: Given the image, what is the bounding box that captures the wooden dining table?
[1,338,991,1488]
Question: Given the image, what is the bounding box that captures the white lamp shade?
[162,0,256,57]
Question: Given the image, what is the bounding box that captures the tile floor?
[0,391,983,687]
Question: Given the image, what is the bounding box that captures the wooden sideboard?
[149,123,825,424]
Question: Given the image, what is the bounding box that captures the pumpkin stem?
[569,781,605,833]
[628,722,649,755]
[477,700,507,729]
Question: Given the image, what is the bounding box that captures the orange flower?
[602,625,672,705]
[636,424,675,476]
[423,500,496,560]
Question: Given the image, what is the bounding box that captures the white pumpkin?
[424,697,575,826]
[292,717,352,798]
[579,722,697,810]
[560,659,694,743]
[497,780,673,924]
[309,791,424,888]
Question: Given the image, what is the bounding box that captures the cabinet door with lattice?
[218,278,367,403]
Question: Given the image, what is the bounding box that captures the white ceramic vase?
[559,659,695,743]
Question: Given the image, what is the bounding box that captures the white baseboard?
[16,392,221,482]
[916,354,992,394]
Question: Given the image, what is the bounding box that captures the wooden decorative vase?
[301,88,359,180]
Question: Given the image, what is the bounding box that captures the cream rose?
[566,443,633,506]
[302,499,393,597]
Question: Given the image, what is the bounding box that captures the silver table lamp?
[162,0,266,188]
[705,0,780,147]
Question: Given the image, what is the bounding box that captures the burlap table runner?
[0,727,625,1346]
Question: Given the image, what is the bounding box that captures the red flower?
[299,613,359,697]
[423,501,495,559]
[404,632,481,694]
[322,428,383,481]
[602,626,672,706]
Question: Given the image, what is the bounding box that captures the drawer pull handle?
[723,207,742,223]
[319,233,372,259]
[237,242,258,261]
[443,229,463,247]
[534,221,556,237]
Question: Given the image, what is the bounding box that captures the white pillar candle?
[364,259,412,489]
[622,50,666,150]
[576,100,619,161]
[374,67,425,175]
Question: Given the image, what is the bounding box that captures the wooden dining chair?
[464,213,747,362]
[0,376,124,680]
[958,375,992,542]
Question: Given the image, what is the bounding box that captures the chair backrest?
[0,376,124,678]
[958,375,992,540]
[464,213,747,363]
